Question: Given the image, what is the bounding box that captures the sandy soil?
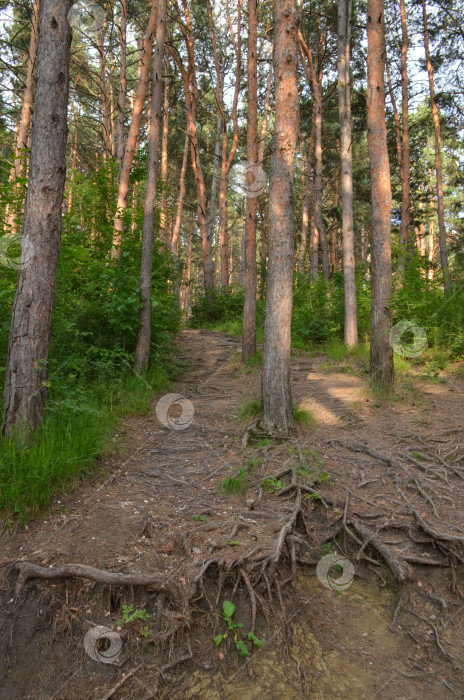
[1,329,463,699]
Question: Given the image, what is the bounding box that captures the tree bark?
[116,0,127,167]
[367,0,394,389]
[111,1,158,258]
[182,213,194,317]
[298,133,312,274]
[261,0,299,436]
[338,0,358,345]
[422,0,450,293]
[159,64,170,244]
[171,132,189,260]
[169,0,214,290]
[6,0,40,236]
[298,29,329,279]
[242,0,258,361]
[13,0,40,180]
[207,0,241,286]
[134,0,167,375]
[97,21,112,160]
[2,0,73,437]
[208,111,223,261]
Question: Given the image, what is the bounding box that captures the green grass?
[246,350,262,367]
[220,467,248,494]
[237,398,261,421]
[293,404,316,428]
[0,363,173,524]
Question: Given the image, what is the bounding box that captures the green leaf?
[236,640,249,657]
[247,632,264,648]
[228,539,239,546]
[213,634,224,647]
[222,600,235,621]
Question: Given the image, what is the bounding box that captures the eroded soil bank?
[1,330,463,699]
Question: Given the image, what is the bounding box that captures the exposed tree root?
[13,562,180,601]
[7,435,464,687]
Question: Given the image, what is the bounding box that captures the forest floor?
[1,329,464,699]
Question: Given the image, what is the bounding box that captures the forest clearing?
[1,0,464,697]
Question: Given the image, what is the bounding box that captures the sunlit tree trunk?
[367,0,394,388]
[298,29,329,279]
[111,1,158,258]
[338,0,358,345]
[134,0,166,374]
[97,21,112,160]
[298,135,312,274]
[159,65,170,244]
[207,0,241,286]
[243,0,257,361]
[261,0,299,436]
[170,0,214,290]
[116,0,127,167]
[331,172,339,274]
[6,0,40,236]
[309,191,319,280]
[427,176,435,280]
[2,0,73,437]
[392,0,411,278]
[182,213,194,317]
[422,0,450,293]
[208,111,223,257]
[66,106,80,213]
[171,132,189,260]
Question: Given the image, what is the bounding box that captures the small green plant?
[293,405,316,428]
[246,351,262,367]
[261,477,283,494]
[307,491,321,501]
[245,456,262,472]
[193,514,209,522]
[139,625,150,638]
[220,466,248,494]
[301,447,324,466]
[411,451,425,461]
[116,604,150,628]
[256,438,272,447]
[213,600,263,658]
[322,542,335,555]
[237,398,261,421]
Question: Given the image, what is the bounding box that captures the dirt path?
[1,330,464,699]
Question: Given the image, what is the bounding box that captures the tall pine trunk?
[2,0,72,437]
[170,0,214,290]
[338,0,358,345]
[422,0,450,293]
[367,0,394,388]
[171,132,189,260]
[134,0,167,375]
[261,0,299,436]
[397,0,411,277]
[111,1,158,258]
[116,0,127,167]
[6,0,40,236]
[159,66,170,244]
[242,0,258,361]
